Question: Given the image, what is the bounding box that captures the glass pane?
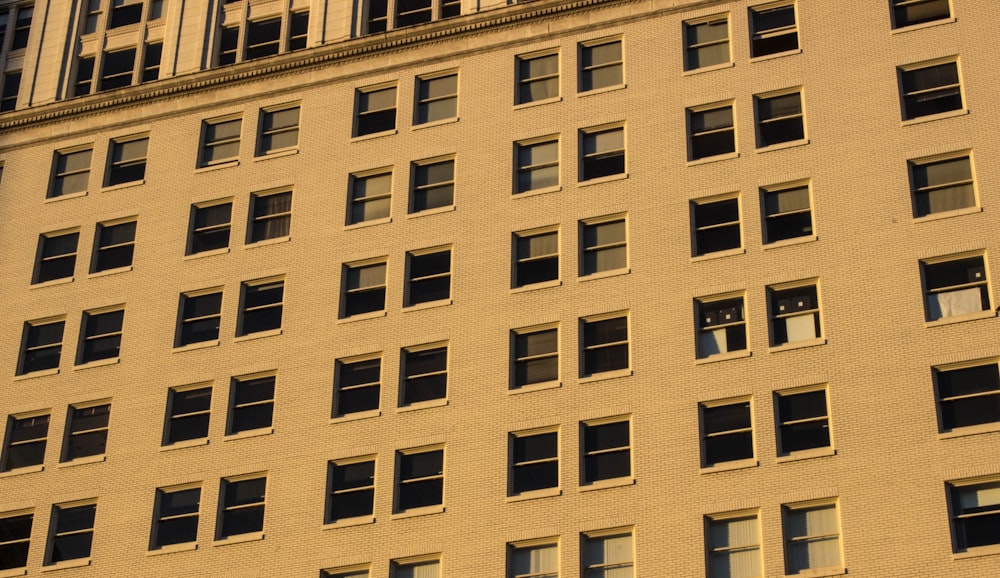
[704,403,751,434]
[234,377,275,405]
[420,75,457,100]
[585,129,623,155]
[520,141,558,166]
[113,138,147,162]
[689,20,728,44]
[161,488,201,517]
[400,450,443,479]
[173,387,212,415]
[225,478,266,507]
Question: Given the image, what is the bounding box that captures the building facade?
[1,0,998,576]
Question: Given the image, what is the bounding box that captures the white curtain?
[928,287,981,320]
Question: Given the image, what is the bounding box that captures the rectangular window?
[691,196,740,256]
[177,290,222,347]
[579,38,622,92]
[900,60,963,120]
[63,403,111,461]
[341,260,387,318]
[227,374,275,434]
[697,295,747,358]
[512,326,558,389]
[508,540,558,578]
[82,1,101,34]
[74,57,95,96]
[248,190,292,242]
[581,216,627,275]
[949,479,1000,551]
[218,475,266,538]
[98,47,136,91]
[18,319,65,375]
[106,135,148,186]
[405,248,451,306]
[514,228,558,287]
[349,170,392,224]
[92,219,136,272]
[109,0,143,29]
[749,2,799,57]
[776,388,831,455]
[47,503,96,565]
[689,104,735,160]
[517,51,559,104]
[910,153,975,217]
[782,501,842,574]
[355,85,397,137]
[922,254,990,321]
[217,25,238,66]
[706,512,762,578]
[245,18,281,61]
[684,16,729,70]
[510,429,558,495]
[188,201,232,255]
[516,137,559,194]
[11,7,32,50]
[237,278,284,336]
[935,362,1000,432]
[892,0,951,28]
[151,486,200,549]
[581,418,631,484]
[396,0,433,28]
[411,157,454,213]
[327,457,376,522]
[1,413,49,471]
[334,355,382,417]
[50,148,92,198]
[78,308,124,364]
[289,10,309,50]
[769,283,821,345]
[142,42,162,82]
[580,125,625,181]
[755,90,804,147]
[200,117,241,166]
[415,72,458,124]
[400,345,447,406]
[0,511,32,571]
[701,399,753,467]
[762,182,813,243]
[258,105,299,155]
[395,447,444,512]
[164,385,212,445]
[33,230,79,284]
[393,557,441,578]
[1,71,19,112]
[582,529,633,577]
[581,314,629,377]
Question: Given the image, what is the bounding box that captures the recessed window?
[396,0,433,28]
[33,230,79,284]
[579,38,622,92]
[910,153,975,217]
[327,457,375,522]
[762,182,813,243]
[782,501,842,574]
[749,2,799,57]
[582,529,633,577]
[689,104,735,160]
[99,47,136,91]
[200,117,241,167]
[581,314,629,378]
[892,0,951,28]
[142,42,162,82]
[177,290,222,347]
[395,447,444,512]
[512,326,558,389]
[755,89,804,147]
[218,475,267,538]
[948,479,1000,552]
[580,125,625,181]
[696,296,747,358]
[164,386,212,445]
[50,148,92,198]
[77,308,124,364]
[400,345,447,406]
[392,556,441,578]
[188,201,232,255]
[73,57,95,96]
[776,388,831,455]
[18,319,65,375]
[10,7,33,51]
[416,72,458,124]
[900,60,963,120]
[581,417,631,484]
[516,137,559,193]
[700,399,753,467]
[248,190,292,243]
[46,503,96,565]
[289,11,309,50]
[227,374,275,435]
[334,356,382,417]
[237,278,284,336]
[355,85,397,137]
[106,135,148,186]
[510,429,558,495]
[0,510,32,571]
[151,486,201,549]
[922,254,990,321]
[92,219,137,272]
[410,158,454,213]
[258,105,299,155]
[341,260,387,318]
[769,282,821,345]
[684,16,729,70]
[706,512,762,578]
[581,216,627,276]
[349,170,392,224]
[517,51,559,104]
[1,413,49,471]
[217,25,238,66]
[109,0,143,29]
[63,403,111,462]
[405,248,451,306]
[514,228,558,287]
[0,71,20,112]
[935,362,1000,432]
[691,196,740,256]
[246,18,281,61]
[508,540,558,578]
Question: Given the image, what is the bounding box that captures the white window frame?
[705,510,762,578]
[341,258,388,318]
[898,57,964,122]
[513,226,560,288]
[688,102,736,161]
[754,87,805,148]
[696,293,748,359]
[257,103,300,156]
[199,115,242,167]
[781,499,843,575]
[691,194,741,257]
[150,482,201,550]
[581,527,634,577]
[92,216,137,273]
[748,1,799,59]
[891,0,953,29]
[164,383,213,446]
[515,135,560,195]
[579,123,625,182]
[349,167,394,225]
[580,415,632,486]
[49,146,93,198]
[327,455,376,524]
[948,476,1000,554]
[774,385,833,458]
[61,400,111,463]
[409,155,455,214]
[908,151,977,219]
[76,306,125,365]
[216,473,267,540]
[933,359,1000,435]
[1,411,49,472]
[105,133,148,187]
[236,276,285,337]
[578,36,623,93]
[761,180,813,244]
[46,500,97,566]
[579,312,630,379]
[509,427,559,497]
[699,397,755,469]
[507,537,559,578]
[414,70,458,125]
[394,445,445,514]
[516,49,560,105]
[511,323,559,390]
[247,187,293,244]
[579,213,628,277]
[920,252,992,323]
[333,353,382,418]
[684,14,730,71]
[767,279,822,347]
[354,83,398,138]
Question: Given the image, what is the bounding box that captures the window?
[99,48,136,91]
[581,314,629,377]
[580,125,625,181]
[237,278,284,336]
[47,503,96,565]
[397,0,432,28]
[245,18,281,61]
[582,529,633,577]
[63,403,110,461]
[393,556,441,578]
[892,0,951,28]
[701,399,753,467]
[82,0,101,34]
[900,60,963,120]
[948,479,1000,552]
[349,169,392,224]
[684,16,729,70]
[248,190,292,242]
[769,283,821,345]
[188,201,232,255]
[217,25,238,66]
[289,11,309,50]
[164,386,212,445]
[73,57,95,96]
[395,447,444,512]
[762,182,813,243]
[0,511,32,571]
[749,2,799,58]
[514,228,558,287]
[77,308,124,364]
[782,501,842,574]
[1,71,19,112]
[400,345,447,406]
[516,137,559,194]
[517,51,559,104]
[341,260,387,318]
[11,7,32,50]
[410,158,455,213]
[363,0,458,34]
[218,475,266,538]
[33,230,79,284]
[1,413,49,471]
[92,219,136,272]
[508,540,558,578]
[18,319,65,375]
[706,512,762,578]
[355,85,397,137]
[151,486,200,549]
[935,362,1000,432]
[109,0,143,29]
[142,42,162,82]
[258,105,299,155]
[323,567,370,578]
[581,418,631,484]
[689,104,735,160]
[697,296,747,358]
[579,38,622,92]
[691,196,740,256]
[922,254,991,321]
[327,457,376,522]
[510,429,558,495]
[512,326,558,389]
[405,248,451,306]
[581,216,627,276]
[755,90,804,147]
[106,135,148,186]
[50,148,92,198]
[334,356,382,417]
[177,290,222,346]
[415,72,458,124]
[227,374,275,434]
[910,153,975,217]
[776,388,831,455]
[200,116,241,166]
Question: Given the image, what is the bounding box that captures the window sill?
[939,422,1000,440]
[407,205,455,219]
[0,567,27,577]
[234,328,283,342]
[223,427,274,441]
[579,368,632,384]
[0,464,44,478]
[577,83,627,98]
[337,310,387,324]
[891,17,956,34]
[514,96,562,110]
[578,173,628,188]
[768,338,827,353]
[402,299,452,313]
[351,129,398,142]
[58,454,106,468]
[323,515,375,529]
[44,191,88,204]
[30,277,74,289]
[514,185,562,198]
[391,505,444,520]
[579,477,635,492]
[913,206,982,223]
[245,236,291,249]
[695,350,751,365]
[578,267,630,282]
[763,235,818,250]
[74,357,120,371]
[510,280,561,293]
[509,381,561,395]
[507,487,561,502]
[700,458,758,474]
[756,139,809,154]
[195,160,239,173]
[42,559,91,572]
[212,532,265,547]
[183,247,230,260]
[345,217,392,230]
[953,543,1000,559]
[776,447,836,463]
[88,265,133,278]
[749,48,802,63]
[397,399,448,413]
[172,340,220,353]
[13,368,60,381]
[683,61,734,76]
[691,248,745,262]
[412,117,459,130]
[925,309,996,327]
[147,542,198,556]
[783,566,845,578]
[687,152,739,166]
[102,179,145,193]
[160,438,210,452]
[901,108,969,127]
[254,148,298,161]
[330,409,382,424]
